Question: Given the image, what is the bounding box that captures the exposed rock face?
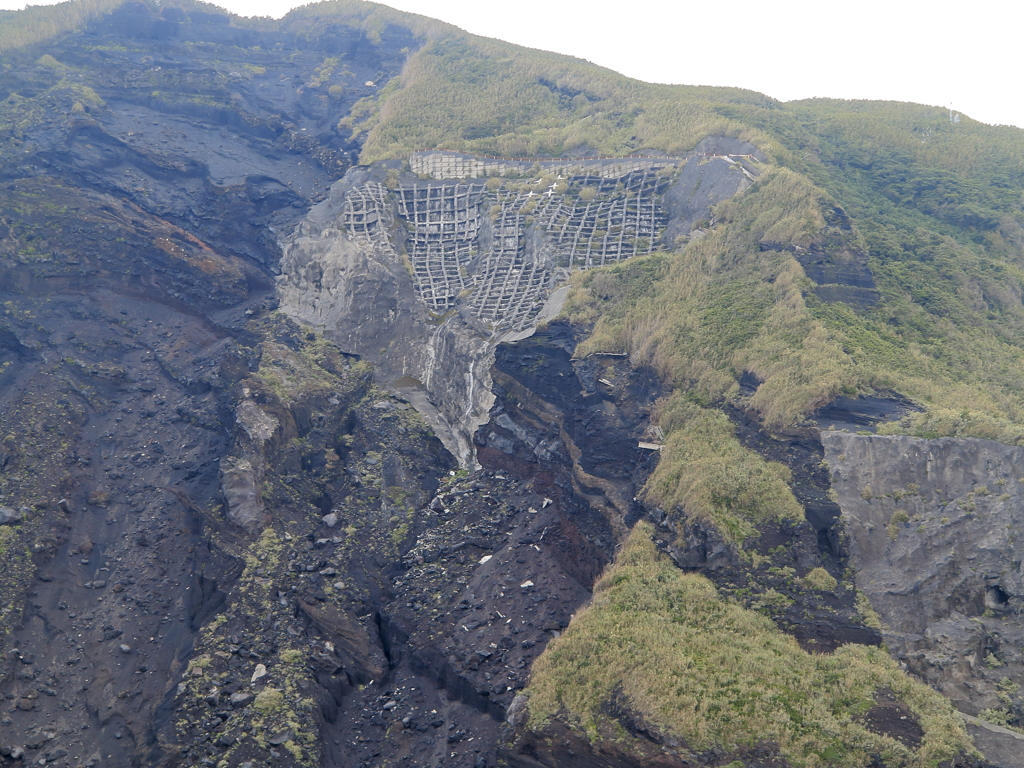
[219,455,267,533]
[166,321,664,768]
[825,432,1024,753]
[277,146,756,466]
[275,166,500,465]
[662,137,763,245]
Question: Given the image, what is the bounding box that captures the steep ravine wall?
[824,432,1024,762]
[274,166,499,465]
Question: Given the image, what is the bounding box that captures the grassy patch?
[253,687,284,714]
[525,523,974,767]
[567,168,857,429]
[642,394,803,544]
[0,0,127,54]
[802,567,838,592]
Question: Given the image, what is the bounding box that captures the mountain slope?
[0,2,1020,767]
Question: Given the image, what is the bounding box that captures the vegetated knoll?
[350,36,774,164]
[509,522,974,768]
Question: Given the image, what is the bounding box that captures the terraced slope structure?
[277,145,755,464]
[0,1,1022,768]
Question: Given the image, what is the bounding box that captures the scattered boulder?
[267,728,293,746]
[220,457,267,533]
[0,506,21,525]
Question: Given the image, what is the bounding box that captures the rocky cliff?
[825,432,1024,762]
[275,144,754,466]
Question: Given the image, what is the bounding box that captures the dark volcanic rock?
[0,4,420,766]
[825,432,1024,754]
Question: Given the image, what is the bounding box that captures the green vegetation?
[253,687,284,713]
[802,567,838,591]
[979,708,1012,727]
[525,523,974,767]
[642,393,802,544]
[723,101,1024,445]
[0,0,126,54]
[856,590,884,630]
[281,1,773,162]
[566,168,854,429]
[353,34,771,162]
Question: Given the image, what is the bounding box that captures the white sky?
[3,0,1022,129]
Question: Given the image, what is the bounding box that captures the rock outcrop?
[825,432,1024,759]
[277,145,756,466]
